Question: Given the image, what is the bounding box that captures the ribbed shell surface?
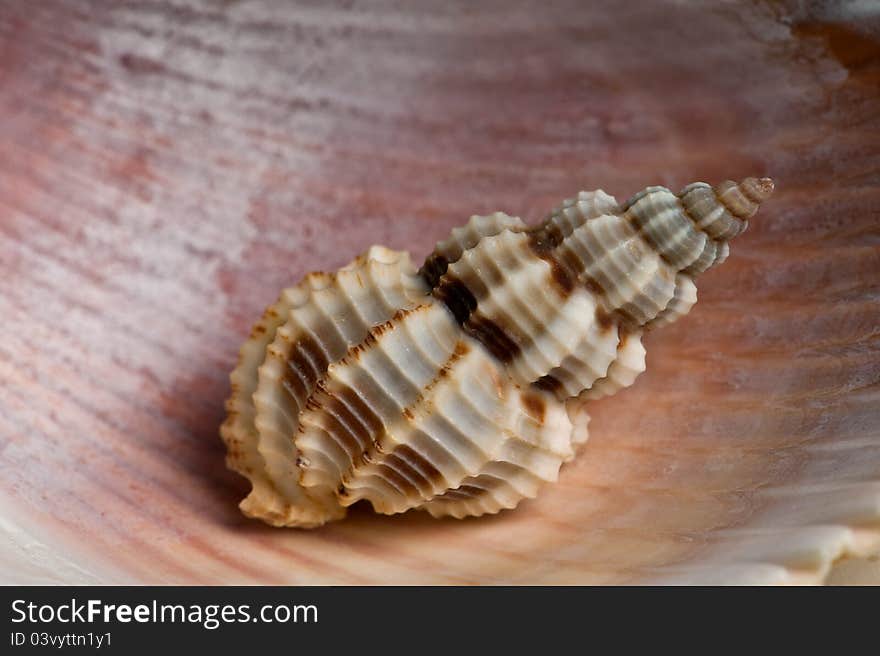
[221,178,774,527]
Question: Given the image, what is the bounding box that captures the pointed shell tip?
[743,176,775,201]
[757,177,775,197]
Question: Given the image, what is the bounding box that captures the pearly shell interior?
[1,1,877,586]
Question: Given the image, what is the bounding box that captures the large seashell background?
[0,1,878,584]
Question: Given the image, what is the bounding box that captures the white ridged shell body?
[221,177,774,527]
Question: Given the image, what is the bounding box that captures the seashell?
[221,176,775,527]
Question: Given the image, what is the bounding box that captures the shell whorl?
[221,177,773,527]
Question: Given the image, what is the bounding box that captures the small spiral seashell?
[221,177,774,527]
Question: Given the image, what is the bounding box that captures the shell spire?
[221,176,774,527]
[622,176,774,277]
